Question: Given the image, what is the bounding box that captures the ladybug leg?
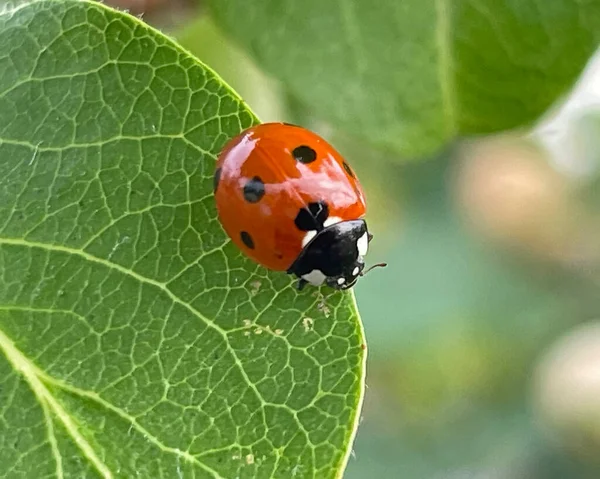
[296,278,309,291]
[368,233,374,242]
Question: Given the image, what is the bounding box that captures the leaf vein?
[0,237,272,420]
[41,401,64,479]
[436,0,457,131]
[0,327,113,478]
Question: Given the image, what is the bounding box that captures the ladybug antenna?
[360,262,387,276]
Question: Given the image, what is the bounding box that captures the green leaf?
[206,0,600,159]
[0,1,365,477]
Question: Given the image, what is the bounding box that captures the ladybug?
[213,122,385,291]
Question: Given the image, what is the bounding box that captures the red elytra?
[214,122,384,290]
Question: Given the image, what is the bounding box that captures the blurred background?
[107,1,600,477]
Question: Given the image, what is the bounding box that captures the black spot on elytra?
[295,201,329,232]
[243,176,265,203]
[240,231,254,249]
[292,145,317,164]
[214,167,222,193]
[342,161,355,178]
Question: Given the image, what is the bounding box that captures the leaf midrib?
[436,0,457,132]
[3,313,227,474]
[0,307,227,478]
[0,326,112,478]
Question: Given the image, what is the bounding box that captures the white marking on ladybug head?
[337,277,345,285]
[352,266,360,276]
[301,230,317,248]
[323,216,343,228]
[357,232,369,257]
[301,269,326,286]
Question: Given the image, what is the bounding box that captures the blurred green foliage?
[206,0,600,159]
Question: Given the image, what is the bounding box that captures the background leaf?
[206,0,600,159]
[0,1,365,477]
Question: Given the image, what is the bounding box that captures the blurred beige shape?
[532,321,600,463]
[452,136,578,260]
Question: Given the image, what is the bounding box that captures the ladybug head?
[289,219,385,291]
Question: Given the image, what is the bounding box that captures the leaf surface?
[206,0,600,158]
[0,2,365,477]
